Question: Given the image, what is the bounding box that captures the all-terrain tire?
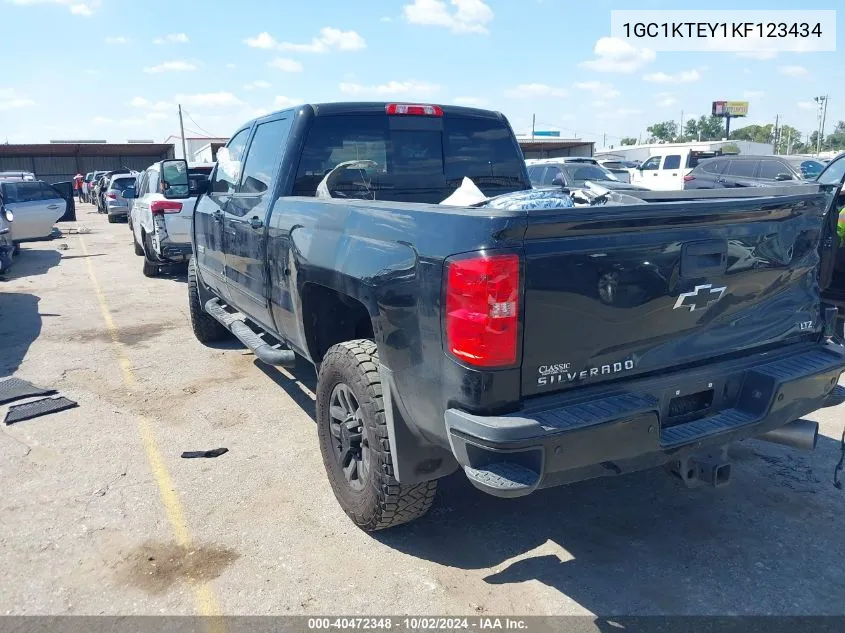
[316,339,437,531]
[187,257,229,344]
[107,214,117,224]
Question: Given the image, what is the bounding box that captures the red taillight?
[106,193,117,200]
[683,175,695,182]
[385,103,444,117]
[150,200,183,216]
[445,253,520,367]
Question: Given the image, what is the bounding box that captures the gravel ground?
[1,204,844,620]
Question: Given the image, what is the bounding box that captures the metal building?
[0,143,175,184]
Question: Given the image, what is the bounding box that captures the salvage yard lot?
[2,204,845,617]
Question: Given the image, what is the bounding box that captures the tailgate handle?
[681,240,728,278]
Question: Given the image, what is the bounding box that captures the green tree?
[824,121,845,151]
[645,120,678,143]
[620,137,638,146]
[722,143,740,154]
[684,115,727,141]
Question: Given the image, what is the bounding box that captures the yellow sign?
[712,101,749,117]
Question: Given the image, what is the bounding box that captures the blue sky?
[0,0,841,148]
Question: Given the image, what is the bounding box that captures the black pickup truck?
[157,102,845,531]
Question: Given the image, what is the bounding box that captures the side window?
[662,155,681,170]
[236,118,292,196]
[702,159,728,175]
[37,182,59,200]
[146,169,160,195]
[818,156,845,186]
[138,172,148,196]
[542,167,562,186]
[527,166,542,185]
[641,156,661,171]
[758,160,789,181]
[726,160,758,178]
[213,128,251,194]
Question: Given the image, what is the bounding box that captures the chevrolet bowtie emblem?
[673,284,727,312]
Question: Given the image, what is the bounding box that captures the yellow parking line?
[78,235,225,626]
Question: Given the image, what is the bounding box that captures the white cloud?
[573,81,619,99]
[245,32,277,49]
[581,37,655,73]
[129,97,172,112]
[504,83,567,99]
[91,116,113,124]
[246,27,366,53]
[143,60,197,73]
[403,0,494,35]
[175,92,244,108]
[596,108,642,120]
[268,58,303,72]
[226,63,236,70]
[9,0,100,15]
[643,69,700,84]
[778,65,808,77]
[798,101,817,110]
[146,112,168,121]
[154,33,189,44]
[655,92,677,108]
[339,80,440,99]
[105,36,130,44]
[453,96,487,106]
[743,90,765,100]
[0,88,35,111]
[274,96,302,109]
[244,80,271,90]
[380,16,392,22]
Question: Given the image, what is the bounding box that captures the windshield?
[293,114,529,203]
[562,163,615,182]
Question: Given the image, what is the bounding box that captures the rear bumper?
[153,238,192,263]
[445,343,845,498]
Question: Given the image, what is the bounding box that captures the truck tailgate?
[522,192,830,397]
[163,197,199,244]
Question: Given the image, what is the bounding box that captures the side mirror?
[160,159,190,199]
[122,188,136,199]
[775,173,793,181]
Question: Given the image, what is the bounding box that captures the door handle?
[212,211,223,223]
[47,204,61,209]
[249,216,263,230]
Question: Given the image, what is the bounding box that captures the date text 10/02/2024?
[307,618,529,630]
[621,22,823,39]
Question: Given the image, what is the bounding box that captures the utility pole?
[814,95,828,155]
[773,114,779,154]
[820,95,829,154]
[178,103,188,160]
[602,133,606,148]
[531,113,536,140]
[786,128,792,155]
[680,110,684,138]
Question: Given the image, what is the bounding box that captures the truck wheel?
[107,214,117,224]
[12,243,20,256]
[316,339,437,531]
[187,257,229,344]
[141,233,159,277]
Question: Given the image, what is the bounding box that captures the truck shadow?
[0,293,43,378]
[253,356,318,421]
[376,434,845,616]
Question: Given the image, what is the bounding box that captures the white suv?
[128,161,213,277]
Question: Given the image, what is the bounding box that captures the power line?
[182,109,220,138]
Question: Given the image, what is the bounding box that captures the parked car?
[630,148,723,190]
[783,156,826,180]
[0,171,36,182]
[0,204,13,273]
[93,169,132,213]
[0,179,68,248]
[126,161,213,276]
[527,161,648,191]
[683,155,810,189]
[597,159,638,183]
[103,173,136,223]
[183,101,845,531]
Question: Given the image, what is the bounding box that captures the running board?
[204,298,295,367]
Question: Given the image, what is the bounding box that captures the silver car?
[0,179,67,248]
[0,204,13,273]
[104,173,137,223]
